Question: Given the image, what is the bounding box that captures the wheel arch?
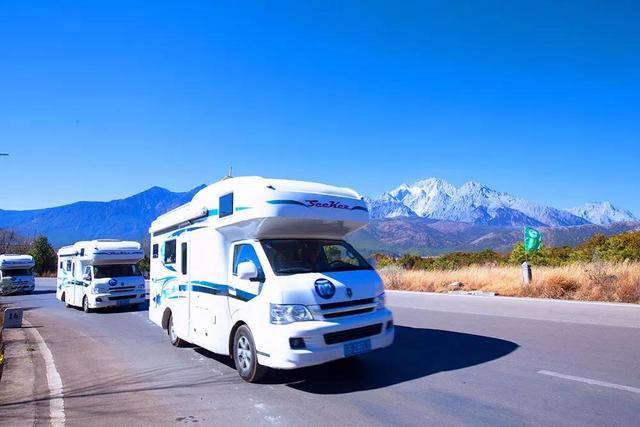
[161,307,172,330]
[228,320,247,357]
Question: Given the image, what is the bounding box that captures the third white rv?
[0,254,36,295]
[56,240,146,312]
[149,176,394,382]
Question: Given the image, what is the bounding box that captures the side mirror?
[237,261,260,281]
[367,257,377,268]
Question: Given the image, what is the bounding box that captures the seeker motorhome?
[149,176,394,382]
[0,254,35,295]
[56,240,146,312]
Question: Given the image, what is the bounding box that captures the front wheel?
[233,325,267,383]
[82,296,92,313]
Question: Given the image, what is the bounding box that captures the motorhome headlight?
[375,292,386,310]
[270,304,313,325]
[92,286,109,295]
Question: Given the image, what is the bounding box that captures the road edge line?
[24,320,65,426]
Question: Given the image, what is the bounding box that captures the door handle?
[228,287,236,296]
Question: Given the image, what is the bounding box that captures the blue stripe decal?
[267,199,307,207]
[170,226,205,238]
[351,206,369,212]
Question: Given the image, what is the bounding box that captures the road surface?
[1,278,639,426]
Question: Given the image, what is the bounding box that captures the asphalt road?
[1,278,639,426]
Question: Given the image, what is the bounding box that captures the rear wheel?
[63,293,71,308]
[233,325,267,383]
[82,296,92,313]
[168,314,185,347]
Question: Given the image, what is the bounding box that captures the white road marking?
[538,370,640,395]
[25,320,66,426]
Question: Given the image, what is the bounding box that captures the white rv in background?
[56,240,146,312]
[149,176,394,382]
[0,254,36,295]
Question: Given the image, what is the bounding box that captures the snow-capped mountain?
[368,178,592,227]
[566,202,637,225]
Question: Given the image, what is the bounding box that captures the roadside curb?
[0,326,38,426]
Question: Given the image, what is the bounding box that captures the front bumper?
[256,308,394,369]
[89,293,146,308]
[0,282,35,295]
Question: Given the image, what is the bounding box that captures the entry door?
[73,262,85,306]
[64,260,76,305]
[227,242,264,318]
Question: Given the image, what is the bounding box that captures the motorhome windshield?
[261,239,372,276]
[1,268,33,277]
[94,264,142,278]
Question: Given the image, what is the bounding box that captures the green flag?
[524,227,542,252]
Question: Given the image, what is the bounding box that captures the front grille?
[108,294,136,301]
[324,323,382,345]
[110,286,135,293]
[323,307,375,319]
[320,298,374,311]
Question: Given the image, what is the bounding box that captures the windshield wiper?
[277,267,313,274]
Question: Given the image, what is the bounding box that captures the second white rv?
[0,254,36,295]
[56,240,146,312]
[149,176,394,382]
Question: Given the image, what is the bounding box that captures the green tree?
[28,236,58,275]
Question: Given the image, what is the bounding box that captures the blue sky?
[1,1,639,213]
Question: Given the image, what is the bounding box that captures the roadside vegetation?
[377,231,640,303]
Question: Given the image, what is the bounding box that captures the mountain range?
[0,178,637,254]
[366,178,637,227]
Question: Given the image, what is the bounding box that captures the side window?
[152,244,159,259]
[181,242,188,275]
[84,265,92,280]
[66,260,72,271]
[233,244,263,276]
[59,261,63,269]
[219,193,234,218]
[164,240,176,264]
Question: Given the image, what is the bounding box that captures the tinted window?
[94,264,142,278]
[164,240,176,264]
[219,193,233,218]
[261,239,371,275]
[181,242,188,275]
[66,260,72,271]
[152,244,159,259]
[1,268,33,276]
[233,244,263,277]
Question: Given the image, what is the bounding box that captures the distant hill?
[347,217,640,256]
[0,186,205,247]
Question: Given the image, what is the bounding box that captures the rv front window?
[93,264,142,278]
[261,239,372,276]
[0,268,33,277]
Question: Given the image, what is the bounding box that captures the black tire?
[168,314,185,347]
[82,295,92,313]
[63,293,71,308]
[233,325,268,383]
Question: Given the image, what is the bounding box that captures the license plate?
[344,339,371,357]
[116,300,129,306]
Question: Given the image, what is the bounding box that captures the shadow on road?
[263,326,518,394]
[31,289,57,295]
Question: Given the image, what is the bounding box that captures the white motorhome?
[56,240,146,312]
[0,254,36,295]
[149,176,394,382]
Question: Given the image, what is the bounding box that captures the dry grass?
[379,261,640,304]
